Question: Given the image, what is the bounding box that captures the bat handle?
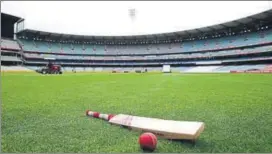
[86,110,115,121]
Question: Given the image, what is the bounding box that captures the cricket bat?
[86,110,205,141]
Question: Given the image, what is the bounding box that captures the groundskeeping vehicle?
[36,62,63,74]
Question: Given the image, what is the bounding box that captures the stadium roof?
[1,12,24,39]
[17,9,272,41]
[1,12,23,23]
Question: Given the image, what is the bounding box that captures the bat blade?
[109,114,205,140]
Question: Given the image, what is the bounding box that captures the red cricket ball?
[139,132,157,152]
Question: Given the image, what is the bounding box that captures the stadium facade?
[1,9,272,73]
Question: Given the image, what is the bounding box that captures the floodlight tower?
[128,8,137,35]
[129,8,136,22]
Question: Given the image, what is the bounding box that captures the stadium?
[1,1,272,153]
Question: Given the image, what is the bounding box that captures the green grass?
[1,72,272,153]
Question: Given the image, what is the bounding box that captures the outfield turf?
[1,72,272,153]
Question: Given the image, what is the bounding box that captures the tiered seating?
[19,29,272,55]
[60,43,72,53]
[73,44,84,54]
[23,45,272,61]
[20,39,37,51]
[50,43,61,53]
[1,55,21,62]
[1,39,21,50]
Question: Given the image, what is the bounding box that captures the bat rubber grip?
[86,110,110,121]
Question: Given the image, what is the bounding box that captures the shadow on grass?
[169,138,211,149]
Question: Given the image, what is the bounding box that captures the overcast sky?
[1,1,272,36]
